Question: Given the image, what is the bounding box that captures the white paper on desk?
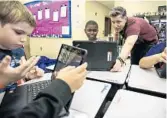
[62,26,69,35]
[38,10,42,20]
[60,5,67,17]
[53,11,59,21]
[33,15,36,20]
[45,8,50,19]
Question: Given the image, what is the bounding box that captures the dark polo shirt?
[121,17,158,44]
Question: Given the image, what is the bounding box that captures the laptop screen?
[73,41,118,71]
[156,63,166,78]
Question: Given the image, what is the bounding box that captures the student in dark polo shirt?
[109,6,158,72]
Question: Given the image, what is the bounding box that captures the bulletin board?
[24,0,72,38]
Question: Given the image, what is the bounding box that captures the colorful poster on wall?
[24,0,72,38]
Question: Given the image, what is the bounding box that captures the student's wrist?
[117,57,126,66]
[118,54,126,61]
[156,53,162,63]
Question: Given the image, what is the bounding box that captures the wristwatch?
[117,57,126,66]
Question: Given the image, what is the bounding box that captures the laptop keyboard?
[27,80,51,102]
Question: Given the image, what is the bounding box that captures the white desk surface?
[127,65,166,94]
[86,65,131,85]
[62,109,89,118]
[103,89,166,118]
[70,80,111,118]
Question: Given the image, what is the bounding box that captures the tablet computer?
[54,44,88,71]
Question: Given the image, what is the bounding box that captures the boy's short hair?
[109,6,127,17]
[85,20,98,29]
[0,1,36,27]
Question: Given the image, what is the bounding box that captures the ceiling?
[95,1,115,9]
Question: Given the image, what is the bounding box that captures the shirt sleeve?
[145,42,166,57]
[144,42,166,68]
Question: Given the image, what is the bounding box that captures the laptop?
[156,63,166,79]
[73,40,118,71]
[0,44,87,117]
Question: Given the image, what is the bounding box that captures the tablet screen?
[54,44,87,71]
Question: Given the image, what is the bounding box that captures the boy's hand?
[0,56,40,85]
[52,63,88,93]
[110,59,122,72]
[159,47,167,63]
[20,57,44,80]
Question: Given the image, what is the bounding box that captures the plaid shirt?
[0,48,25,93]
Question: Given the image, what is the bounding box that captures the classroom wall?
[22,0,112,58]
[114,1,166,16]
[22,0,86,58]
[85,1,112,39]
[22,0,166,58]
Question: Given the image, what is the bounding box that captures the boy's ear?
[24,36,31,59]
[84,29,86,33]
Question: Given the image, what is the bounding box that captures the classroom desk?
[86,65,131,85]
[69,80,111,118]
[103,89,166,118]
[127,65,166,98]
[86,65,131,101]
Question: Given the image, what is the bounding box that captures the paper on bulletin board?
[53,11,59,21]
[38,10,42,20]
[33,15,36,20]
[45,8,50,19]
[60,5,67,17]
[62,26,69,35]
[25,0,72,38]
